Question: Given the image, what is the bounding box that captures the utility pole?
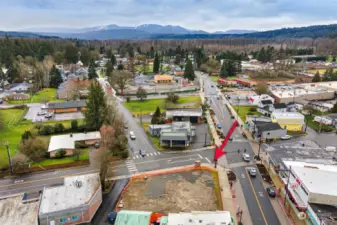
[140,109,143,125]
[204,133,207,147]
[4,142,13,176]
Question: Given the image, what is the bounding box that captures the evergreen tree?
[106,61,114,78]
[174,54,181,65]
[150,46,155,59]
[183,59,195,81]
[220,63,229,78]
[312,71,321,82]
[153,52,160,74]
[111,54,117,65]
[64,45,78,64]
[85,81,107,130]
[117,63,124,70]
[332,102,337,113]
[49,65,63,88]
[256,47,268,63]
[220,60,237,78]
[151,106,161,124]
[88,59,97,79]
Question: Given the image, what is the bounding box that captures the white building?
[167,211,234,225]
[280,161,337,225]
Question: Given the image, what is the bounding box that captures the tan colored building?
[48,100,86,113]
[154,75,173,84]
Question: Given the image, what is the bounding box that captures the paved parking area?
[187,123,211,149]
[24,103,44,121]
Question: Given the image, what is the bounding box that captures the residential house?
[9,82,33,92]
[75,68,89,79]
[273,103,287,112]
[5,93,30,101]
[39,173,102,225]
[327,114,337,127]
[148,122,196,148]
[253,122,286,141]
[271,112,305,131]
[0,193,40,225]
[309,101,334,112]
[154,75,173,84]
[249,94,275,105]
[173,67,184,76]
[258,103,287,117]
[166,108,203,123]
[48,100,86,113]
[48,132,101,158]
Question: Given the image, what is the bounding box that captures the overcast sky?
[1,0,337,32]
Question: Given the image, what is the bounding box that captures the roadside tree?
[105,61,114,78]
[49,65,63,88]
[254,83,268,95]
[88,59,98,80]
[153,52,160,74]
[109,70,133,95]
[19,137,47,162]
[136,87,147,101]
[184,59,195,81]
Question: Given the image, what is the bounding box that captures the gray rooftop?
[39,173,100,215]
[166,108,202,117]
[161,132,188,141]
[0,194,40,225]
[48,100,86,109]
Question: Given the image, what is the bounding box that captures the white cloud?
[1,0,337,31]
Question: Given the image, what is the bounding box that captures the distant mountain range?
[1,23,337,40]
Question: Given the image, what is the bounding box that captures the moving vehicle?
[280,135,292,140]
[266,186,276,197]
[248,168,257,177]
[242,153,251,162]
[37,111,47,116]
[129,131,136,140]
[139,150,146,157]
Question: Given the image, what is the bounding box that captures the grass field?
[307,68,337,75]
[0,109,81,168]
[8,88,63,104]
[233,106,261,121]
[32,149,89,168]
[210,76,220,83]
[124,96,201,115]
[305,115,335,132]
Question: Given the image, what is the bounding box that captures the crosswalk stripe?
[153,152,157,155]
[157,152,161,155]
[132,157,135,160]
[150,153,153,156]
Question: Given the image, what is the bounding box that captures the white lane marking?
[153,152,157,155]
[136,155,139,159]
[157,152,161,155]
[198,154,203,159]
[132,157,136,159]
[149,153,153,156]
[241,173,246,179]
[168,157,199,164]
[205,157,211,163]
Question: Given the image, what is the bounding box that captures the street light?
[4,142,14,176]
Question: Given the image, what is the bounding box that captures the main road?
[199,72,280,225]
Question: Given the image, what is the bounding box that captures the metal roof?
[115,210,152,225]
[48,100,86,109]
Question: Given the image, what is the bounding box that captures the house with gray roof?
[166,108,202,123]
[48,100,86,113]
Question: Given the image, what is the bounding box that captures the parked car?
[242,153,251,162]
[44,113,53,119]
[280,135,292,140]
[124,123,128,129]
[129,131,136,140]
[266,186,276,197]
[94,142,100,149]
[37,111,47,116]
[248,168,257,177]
[41,104,47,110]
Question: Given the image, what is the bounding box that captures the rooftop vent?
[70,134,73,137]
[75,180,82,188]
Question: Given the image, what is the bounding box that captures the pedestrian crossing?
[132,151,161,159]
[125,160,138,174]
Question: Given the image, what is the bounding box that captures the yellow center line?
[0,169,99,188]
[245,169,269,225]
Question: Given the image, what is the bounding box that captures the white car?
[242,153,251,162]
[248,168,257,177]
[37,111,47,116]
[41,104,48,110]
[281,135,292,140]
[129,131,136,140]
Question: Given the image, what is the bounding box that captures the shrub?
[247,112,254,115]
[166,93,179,103]
[19,137,47,162]
[249,107,257,112]
[44,152,50,159]
[39,125,55,135]
[34,123,43,130]
[121,150,129,159]
[54,123,65,133]
[71,120,78,131]
[126,96,131,102]
[55,149,67,158]
[75,142,89,149]
[21,130,33,141]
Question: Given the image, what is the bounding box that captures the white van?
[129,131,136,140]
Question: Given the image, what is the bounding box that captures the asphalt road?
[200,73,280,225]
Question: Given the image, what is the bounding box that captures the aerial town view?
[1,1,337,225]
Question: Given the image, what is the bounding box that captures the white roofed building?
[167,211,234,225]
[39,173,102,225]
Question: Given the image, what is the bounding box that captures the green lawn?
[124,96,201,116]
[135,65,153,73]
[0,109,81,168]
[305,115,335,132]
[141,122,165,150]
[8,88,63,104]
[32,149,89,168]
[210,76,220,83]
[233,106,261,121]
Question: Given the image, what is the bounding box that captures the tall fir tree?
[88,59,98,80]
[49,65,63,88]
[312,71,321,82]
[153,52,160,74]
[183,59,195,81]
[85,81,107,130]
[111,54,117,65]
[106,61,114,78]
[151,106,161,124]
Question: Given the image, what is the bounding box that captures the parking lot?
[24,104,84,122]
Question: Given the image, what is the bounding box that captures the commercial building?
[249,94,275,105]
[248,121,286,141]
[271,112,305,131]
[166,108,202,124]
[154,75,174,84]
[39,173,102,225]
[0,193,40,225]
[48,100,87,113]
[148,122,196,148]
[270,82,337,104]
[48,132,101,157]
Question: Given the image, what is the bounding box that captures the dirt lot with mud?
[119,170,221,213]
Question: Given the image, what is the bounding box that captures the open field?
[32,149,89,168]
[8,88,64,104]
[233,106,261,121]
[0,108,84,168]
[124,96,201,115]
[120,170,222,213]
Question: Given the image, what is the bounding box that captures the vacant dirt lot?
[119,170,221,213]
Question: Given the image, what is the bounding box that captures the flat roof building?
[166,108,202,123]
[0,194,40,225]
[48,100,87,113]
[39,173,102,225]
[167,211,234,225]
